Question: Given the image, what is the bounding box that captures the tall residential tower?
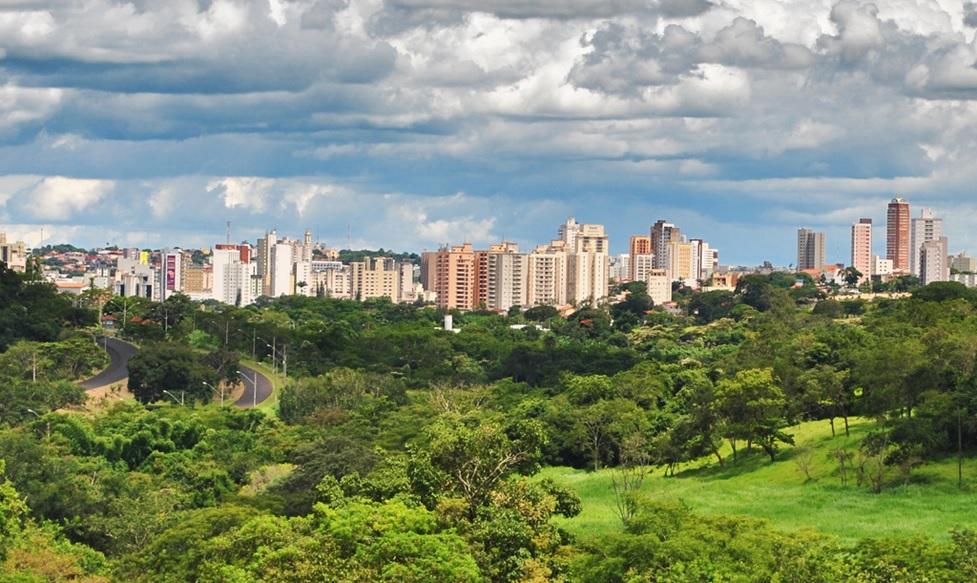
[797,228,826,271]
[886,198,910,271]
[910,208,944,277]
[851,218,872,284]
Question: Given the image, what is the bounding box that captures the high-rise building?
[310,261,349,299]
[527,241,568,307]
[350,257,402,301]
[0,234,27,272]
[910,209,944,277]
[609,254,630,283]
[212,246,256,306]
[256,230,277,296]
[797,228,826,271]
[269,243,293,297]
[667,240,695,282]
[565,222,609,306]
[158,249,183,302]
[632,254,654,283]
[950,252,977,273]
[430,243,476,310]
[485,243,528,311]
[558,217,581,251]
[651,220,681,270]
[887,198,910,271]
[697,241,718,281]
[115,256,155,298]
[919,237,949,285]
[629,236,651,282]
[646,268,671,306]
[851,218,872,284]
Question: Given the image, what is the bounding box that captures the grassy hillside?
[541,417,977,545]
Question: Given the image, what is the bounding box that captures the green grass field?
[541,417,977,545]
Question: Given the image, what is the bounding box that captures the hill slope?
[541,417,977,545]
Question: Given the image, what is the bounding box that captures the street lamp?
[162,389,184,405]
[256,336,287,381]
[26,409,50,439]
[104,296,138,331]
[237,328,256,360]
[256,336,278,374]
[238,370,258,408]
[202,381,224,406]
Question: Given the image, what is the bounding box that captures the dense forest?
[4,263,977,581]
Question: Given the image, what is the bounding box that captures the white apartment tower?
[270,243,293,297]
[632,254,654,283]
[919,237,949,285]
[527,242,568,307]
[212,246,256,306]
[910,209,944,277]
[486,242,528,311]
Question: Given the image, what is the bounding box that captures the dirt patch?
[82,381,133,412]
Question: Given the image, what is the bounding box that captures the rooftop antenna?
[226,220,231,245]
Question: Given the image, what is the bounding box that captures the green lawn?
[541,417,977,545]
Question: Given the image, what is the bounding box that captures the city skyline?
[3,2,977,264]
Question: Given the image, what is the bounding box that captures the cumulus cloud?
[8,176,112,221]
[4,0,977,263]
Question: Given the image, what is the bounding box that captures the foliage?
[127,343,228,405]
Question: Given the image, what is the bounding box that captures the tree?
[416,413,545,518]
[912,281,973,302]
[127,343,220,405]
[610,289,653,322]
[524,305,558,322]
[688,290,736,324]
[842,266,863,289]
[714,368,793,462]
[0,461,26,561]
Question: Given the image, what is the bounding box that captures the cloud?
[3,0,977,265]
[0,83,63,139]
[8,176,112,221]
[210,177,275,213]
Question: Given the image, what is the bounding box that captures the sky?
[3,0,977,266]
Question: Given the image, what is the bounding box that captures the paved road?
[235,364,273,408]
[80,337,273,408]
[80,337,139,389]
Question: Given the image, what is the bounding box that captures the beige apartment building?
[0,234,27,272]
[667,240,695,282]
[646,268,671,306]
[527,242,569,307]
[350,256,402,301]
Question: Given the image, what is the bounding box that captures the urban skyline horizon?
[22,196,966,270]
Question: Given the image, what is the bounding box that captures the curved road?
[81,336,273,408]
[80,337,139,389]
[235,364,273,408]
